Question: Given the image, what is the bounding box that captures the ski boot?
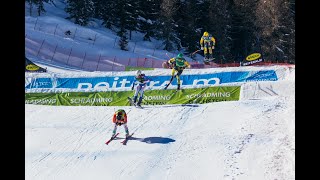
[133,96,138,104]
[133,97,142,108]
[204,61,210,65]
[137,97,143,105]
[209,54,214,61]
[204,54,210,64]
[111,130,117,138]
[204,54,209,61]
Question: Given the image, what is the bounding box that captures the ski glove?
[116,122,123,126]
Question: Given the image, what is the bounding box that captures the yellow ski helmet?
[203,31,209,36]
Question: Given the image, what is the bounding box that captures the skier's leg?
[123,123,129,137]
[175,75,180,90]
[112,124,117,137]
[208,46,213,59]
[204,43,209,59]
[165,69,176,89]
[133,86,140,103]
[137,86,146,106]
[204,48,208,59]
[176,70,183,90]
[171,68,176,76]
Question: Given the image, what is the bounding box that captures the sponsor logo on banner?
[25,86,241,106]
[70,97,113,104]
[25,78,53,88]
[241,52,264,66]
[246,53,261,61]
[26,64,39,71]
[25,57,47,72]
[186,92,231,99]
[25,70,277,90]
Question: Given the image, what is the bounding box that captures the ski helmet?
[203,31,209,36]
[136,70,142,76]
[177,53,183,58]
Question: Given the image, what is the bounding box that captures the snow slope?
[25,0,204,73]
[25,65,295,180]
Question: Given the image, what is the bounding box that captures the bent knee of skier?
[171,69,176,76]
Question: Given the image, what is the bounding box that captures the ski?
[128,97,143,109]
[105,133,119,145]
[190,49,201,57]
[121,133,134,145]
[204,57,215,65]
[164,75,176,90]
[171,88,184,95]
[127,97,134,106]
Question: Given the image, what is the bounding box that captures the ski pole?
[165,52,172,59]
[190,49,201,56]
[164,75,175,89]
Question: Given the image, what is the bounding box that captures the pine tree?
[99,0,137,40]
[138,0,160,41]
[65,0,94,26]
[26,0,53,16]
[118,27,129,51]
[92,0,106,19]
[229,0,258,63]
[156,0,180,51]
[97,0,117,29]
[176,0,202,54]
[210,0,233,63]
[255,0,295,63]
[125,0,139,40]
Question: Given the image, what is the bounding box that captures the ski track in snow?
[26,76,295,180]
[26,90,294,180]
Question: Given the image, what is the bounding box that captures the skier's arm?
[166,58,174,69]
[112,114,117,123]
[131,82,135,90]
[144,76,151,83]
[200,38,204,49]
[168,58,175,64]
[185,61,191,68]
[211,36,216,46]
[123,114,127,124]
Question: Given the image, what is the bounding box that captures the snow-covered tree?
[65,0,94,26]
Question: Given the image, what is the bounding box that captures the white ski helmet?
[136,70,142,76]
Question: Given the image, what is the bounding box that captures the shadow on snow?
[130,136,176,144]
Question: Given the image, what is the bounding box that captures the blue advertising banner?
[25,78,53,89]
[25,70,277,90]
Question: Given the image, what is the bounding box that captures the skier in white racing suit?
[131,70,150,107]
